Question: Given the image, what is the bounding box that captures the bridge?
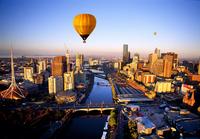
[73,103,116,113]
[51,103,117,114]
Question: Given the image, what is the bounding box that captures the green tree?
[109,117,117,127]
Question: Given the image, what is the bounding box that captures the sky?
[0,0,200,59]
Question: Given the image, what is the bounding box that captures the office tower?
[198,61,200,75]
[64,71,74,91]
[123,44,129,63]
[163,55,173,78]
[151,59,164,77]
[48,76,63,94]
[0,48,26,100]
[149,53,158,65]
[24,67,34,82]
[66,49,70,65]
[51,56,67,76]
[131,53,139,71]
[154,48,160,58]
[30,58,37,73]
[76,53,84,71]
[114,61,122,70]
[80,54,84,66]
[149,53,158,72]
[38,60,47,74]
[161,52,178,69]
[66,49,71,72]
[133,53,139,62]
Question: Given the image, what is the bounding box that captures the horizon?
[0,0,200,59]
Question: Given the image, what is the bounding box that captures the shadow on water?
[53,111,110,139]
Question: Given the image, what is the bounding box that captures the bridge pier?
[100,107,103,114]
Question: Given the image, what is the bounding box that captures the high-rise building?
[123,44,130,63]
[198,61,200,75]
[64,71,74,91]
[48,76,63,94]
[151,59,164,77]
[51,56,67,76]
[76,53,84,71]
[38,60,47,74]
[133,53,139,62]
[114,61,122,70]
[149,53,158,72]
[163,55,173,78]
[150,53,173,78]
[154,48,160,58]
[30,58,37,73]
[66,49,70,65]
[130,53,139,71]
[66,49,71,72]
[161,52,178,69]
[24,67,34,82]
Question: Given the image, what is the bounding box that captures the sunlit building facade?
[64,71,74,91]
[24,67,34,82]
[38,60,47,74]
[76,53,84,71]
[48,76,63,94]
[123,44,130,64]
[155,81,172,93]
[52,56,67,76]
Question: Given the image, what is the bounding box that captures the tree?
[109,117,117,127]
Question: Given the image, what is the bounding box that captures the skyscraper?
[24,67,34,82]
[51,56,67,76]
[48,76,63,94]
[123,44,129,63]
[131,53,139,71]
[154,48,160,58]
[76,53,84,71]
[38,60,47,74]
[66,49,70,65]
[151,59,164,77]
[149,53,158,72]
[163,55,173,78]
[161,52,178,69]
[66,49,71,72]
[64,71,74,91]
[198,61,200,75]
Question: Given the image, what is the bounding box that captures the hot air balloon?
[73,13,96,43]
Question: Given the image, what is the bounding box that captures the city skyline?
[0,0,200,59]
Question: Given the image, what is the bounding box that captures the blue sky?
[0,0,200,58]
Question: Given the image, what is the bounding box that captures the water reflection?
[86,77,113,104]
[55,115,107,139]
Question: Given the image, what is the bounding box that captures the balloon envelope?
[73,14,96,43]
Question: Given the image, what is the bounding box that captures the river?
[86,77,113,104]
[54,77,113,139]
